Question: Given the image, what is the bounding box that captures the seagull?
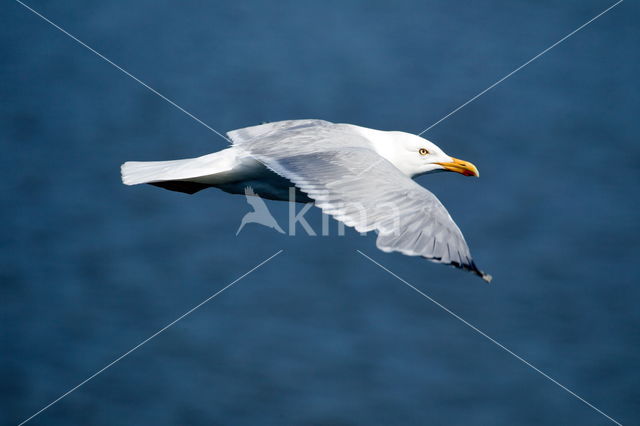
[122,119,491,282]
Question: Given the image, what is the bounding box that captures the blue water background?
[1,1,638,424]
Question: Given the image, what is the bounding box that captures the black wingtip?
[428,257,493,283]
[478,270,493,283]
[468,261,492,283]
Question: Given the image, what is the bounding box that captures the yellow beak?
[436,157,480,177]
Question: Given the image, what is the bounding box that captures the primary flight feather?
[121,119,491,282]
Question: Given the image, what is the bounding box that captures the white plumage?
[122,119,491,282]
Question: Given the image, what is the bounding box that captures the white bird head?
[372,131,480,178]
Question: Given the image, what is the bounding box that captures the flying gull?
[121,119,491,282]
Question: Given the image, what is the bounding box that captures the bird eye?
[419,148,429,156]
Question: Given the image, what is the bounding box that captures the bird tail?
[121,150,233,194]
[121,159,199,186]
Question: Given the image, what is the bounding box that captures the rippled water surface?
[2,1,638,425]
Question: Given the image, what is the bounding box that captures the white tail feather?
[121,149,235,185]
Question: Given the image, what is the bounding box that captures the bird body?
[122,119,491,282]
[122,147,308,201]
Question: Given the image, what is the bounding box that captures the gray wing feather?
[227,119,334,147]
[229,120,490,281]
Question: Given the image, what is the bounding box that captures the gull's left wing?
[229,120,491,282]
